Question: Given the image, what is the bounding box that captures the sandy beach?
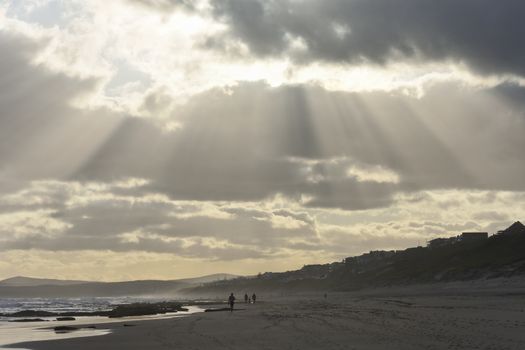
[2,1,525,349]
[7,284,525,350]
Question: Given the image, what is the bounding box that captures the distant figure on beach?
[228,293,235,312]
[252,293,257,304]
[244,293,249,303]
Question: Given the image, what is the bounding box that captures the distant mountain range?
[0,274,238,298]
[0,276,89,287]
[182,221,525,296]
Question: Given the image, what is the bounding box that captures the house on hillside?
[427,236,458,249]
[343,250,396,274]
[497,221,525,236]
[344,250,396,266]
[460,232,488,242]
[299,264,331,279]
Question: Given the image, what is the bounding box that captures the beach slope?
[8,288,525,350]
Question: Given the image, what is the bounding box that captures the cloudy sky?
[1,0,524,281]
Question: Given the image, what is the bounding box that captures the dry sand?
[7,284,525,350]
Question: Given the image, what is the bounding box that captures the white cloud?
[0,210,70,240]
[346,164,400,184]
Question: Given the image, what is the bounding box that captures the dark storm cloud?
[0,186,318,258]
[303,179,396,210]
[58,199,315,246]
[492,83,525,110]
[2,27,525,210]
[2,233,272,260]
[3,232,273,260]
[76,81,525,205]
[71,83,405,210]
[209,0,525,77]
[3,29,520,211]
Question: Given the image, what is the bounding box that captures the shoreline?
[1,305,209,350]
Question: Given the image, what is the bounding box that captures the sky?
[0,0,525,281]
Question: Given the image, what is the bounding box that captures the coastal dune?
[9,286,525,350]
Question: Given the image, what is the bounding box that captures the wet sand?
[7,284,525,350]
[1,307,203,350]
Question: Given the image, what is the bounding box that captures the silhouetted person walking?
[228,293,235,312]
[252,293,256,304]
[244,293,249,304]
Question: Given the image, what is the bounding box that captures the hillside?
[0,276,89,287]
[177,273,238,285]
[183,221,525,296]
[0,274,238,298]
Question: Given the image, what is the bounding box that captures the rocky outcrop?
[9,318,47,322]
[107,302,185,318]
[56,317,76,321]
[4,301,187,319]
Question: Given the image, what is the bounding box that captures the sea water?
[0,297,152,316]
[0,298,203,349]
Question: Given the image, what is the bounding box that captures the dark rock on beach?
[107,301,185,318]
[9,310,56,317]
[4,301,187,319]
[56,317,76,321]
[54,326,79,332]
[9,318,47,322]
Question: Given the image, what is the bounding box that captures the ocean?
[0,297,202,349]
[0,297,161,317]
